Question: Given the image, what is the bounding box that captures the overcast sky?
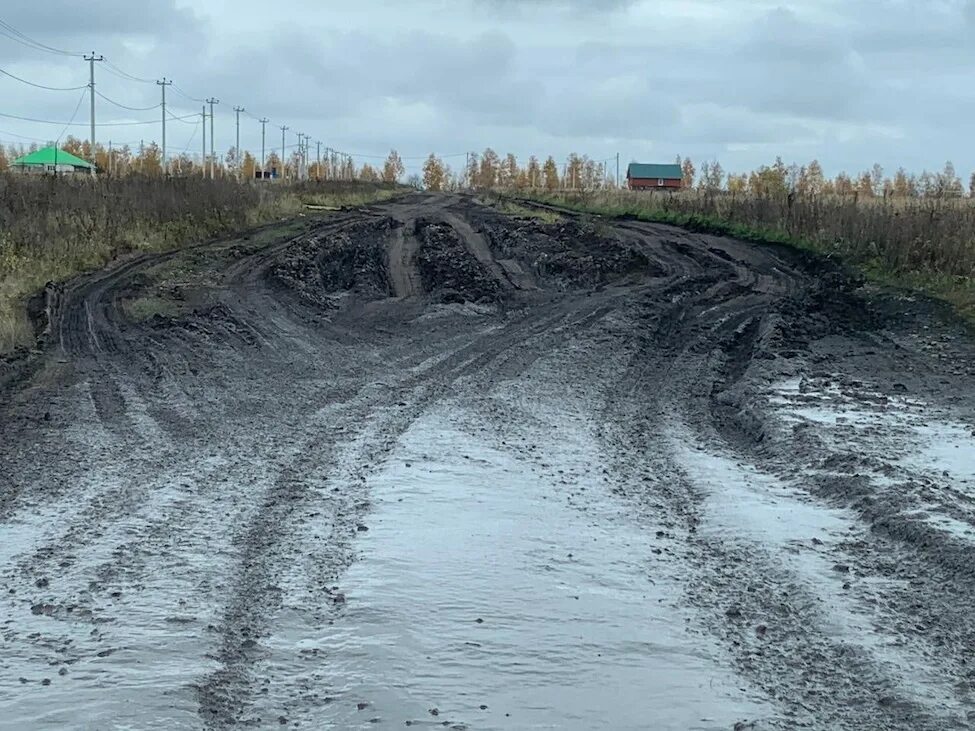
[1,0,973,178]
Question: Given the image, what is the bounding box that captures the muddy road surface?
[2,193,975,730]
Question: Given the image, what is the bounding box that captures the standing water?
[314,405,768,730]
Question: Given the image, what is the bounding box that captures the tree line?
[3,139,973,199]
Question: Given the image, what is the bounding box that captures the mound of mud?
[415,220,502,304]
[270,219,393,307]
[480,217,655,288]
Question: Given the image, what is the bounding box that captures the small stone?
[832,564,850,573]
[357,702,369,711]
[429,708,440,716]
[35,578,49,589]
[278,716,288,725]
[43,412,51,422]
[357,525,369,532]
[41,678,51,686]
[479,705,488,710]
[755,625,768,638]
[58,668,68,676]
[475,618,484,624]
[725,605,743,619]
[811,538,823,546]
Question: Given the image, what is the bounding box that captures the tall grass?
[519,189,975,321]
[0,176,401,353]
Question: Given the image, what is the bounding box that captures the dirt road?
[2,193,975,730]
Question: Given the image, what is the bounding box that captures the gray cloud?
[0,0,973,179]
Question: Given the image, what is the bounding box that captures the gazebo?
[10,147,94,175]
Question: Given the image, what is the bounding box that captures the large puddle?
[315,406,767,730]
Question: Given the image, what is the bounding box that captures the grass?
[491,197,564,224]
[122,296,183,322]
[0,177,403,354]
[515,190,975,325]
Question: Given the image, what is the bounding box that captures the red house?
[627,163,683,191]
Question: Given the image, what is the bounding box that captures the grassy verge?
[0,178,402,353]
[514,190,975,325]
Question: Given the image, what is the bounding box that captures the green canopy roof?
[627,163,682,180]
[11,146,93,169]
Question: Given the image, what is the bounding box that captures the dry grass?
[491,197,564,224]
[519,189,975,323]
[0,176,401,353]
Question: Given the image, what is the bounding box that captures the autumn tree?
[0,145,8,171]
[892,168,912,197]
[382,149,405,183]
[423,153,447,191]
[501,153,519,188]
[834,172,854,196]
[698,160,724,192]
[870,164,885,197]
[970,172,975,198]
[525,156,541,188]
[135,142,163,177]
[542,156,560,191]
[359,163,380,182]
[933,161,963,198]
[856,171,874,198]
[727,173,747,194]
[464,153,478,189]
[749,163,787,196]
[681,157,696,189]
[242,151,256,180]
[565,153,585,189]
[478,148,501,189]
[799,160,825,196]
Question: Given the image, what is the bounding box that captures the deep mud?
[2,193,975,730]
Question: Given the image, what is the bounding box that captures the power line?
[0,66,87,91]
[0,20,82,57]
[0,109,193,127]
[95,89,161,111]
[101,59,155,85]
[170,83,204,103]
[56,89,88,143]
[166,108,200,125]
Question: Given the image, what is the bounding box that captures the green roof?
[627,163,682,180]
[11,146,93,169]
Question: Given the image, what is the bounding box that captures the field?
[512,189,975,323]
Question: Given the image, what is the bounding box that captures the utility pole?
[201,106,207,176]
[296,133,304,181]
[316,141,321,181]
[206,97,219,179]
[84,52,104,176]
[616,153,620,189]
[157,78,172,176]
[108,140,112,177]
[233,106,245,180]
[280,126,288,181]
[259,118,269,180]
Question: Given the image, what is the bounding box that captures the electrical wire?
[0,20,82,57]
[0,110,193,127]
[166,108,201,125]
[102,59,155,84]
[56,89,87,143]
[96,89,160,111]
[171,83,204,103]
[0,66,88,91]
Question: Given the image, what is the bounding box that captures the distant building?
[626,163,683,191]
[10,147,94,176]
